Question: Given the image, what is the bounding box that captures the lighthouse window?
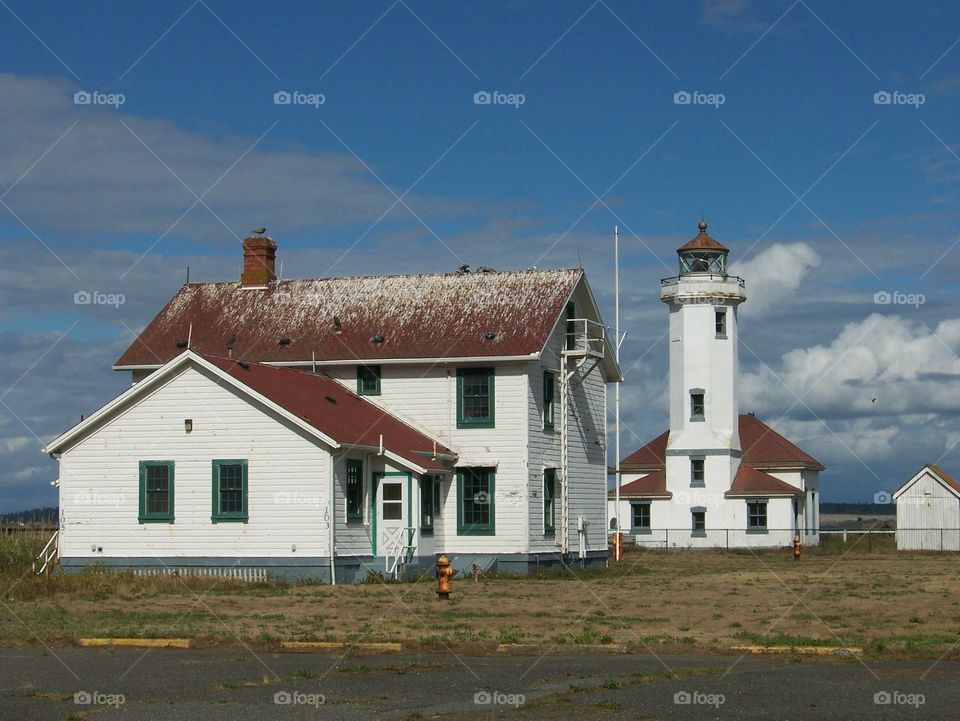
[690,390,705,421]
[690,458,705,487]
[691,508,706,537]
[715,309,727,338]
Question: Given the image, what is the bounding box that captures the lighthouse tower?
[660,221,747,518]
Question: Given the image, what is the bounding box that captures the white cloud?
[730,242,820,317]
[0,74,478,243]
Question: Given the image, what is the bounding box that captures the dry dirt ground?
[3,539,959,658]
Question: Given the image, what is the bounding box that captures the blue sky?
[2,0,960,509]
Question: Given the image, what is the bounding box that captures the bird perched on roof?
[456,264,470,274]
[333,316,342,332]
[252,227,267,235]
[477,266,496,273]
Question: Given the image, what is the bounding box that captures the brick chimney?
[241,235,277,287]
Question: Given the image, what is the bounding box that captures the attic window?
[483,331,497,341]
[371,334,385,344]
[278,336,291,345]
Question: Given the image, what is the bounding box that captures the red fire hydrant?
[436,555,453,599]
[792,535,802,561]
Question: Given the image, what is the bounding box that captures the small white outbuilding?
[893,464,960,551]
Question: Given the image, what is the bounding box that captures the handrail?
[384,526,417,579]
[661,274,745,287]
[34,530,59,575]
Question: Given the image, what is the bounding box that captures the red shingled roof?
[620,414,823,472]
[725,465,802,498]
[607,469,672,499]
[116,269,583,368]
[201,354,453,471]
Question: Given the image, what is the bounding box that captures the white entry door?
[376,476,406,556]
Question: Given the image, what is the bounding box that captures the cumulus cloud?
[730,243,821,317]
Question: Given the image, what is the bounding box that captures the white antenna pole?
[614,226,622,557]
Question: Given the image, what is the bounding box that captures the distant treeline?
[821,502,895,516]
[0,507,59,525]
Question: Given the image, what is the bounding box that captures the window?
[346,459,363,522]
[565,301,577,350]
[357,365,381,395]
[139,461,174,523]
[457,467,495,535]
[690,458,705,487]
[543,372,555,428]
[433,478,442,516]
[690,390,705,421]
[691,508,706,536]
[543,469,557,534]
[715,309,727,338]
[420,477,434,533]
[457,368,495,428]
[211,460,248,523]
[382,482,403,520]
[631,502,651,532]
[747,500,768,532]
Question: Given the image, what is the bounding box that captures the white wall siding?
[896,472,960,551]
[327,362,531,554]
[58,365,331,560]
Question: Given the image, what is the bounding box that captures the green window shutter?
[356,365,381,395]
[211,460,248,523]
[456,467,495,535]
[456,368,495,428]
[420,477,434,533]
[138,460,175,523]
[346,459,364,522]
[543,469,556,533]
[543,372,555,428]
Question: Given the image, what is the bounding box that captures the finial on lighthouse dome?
[698,218,708,232]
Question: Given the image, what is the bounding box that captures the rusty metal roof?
[116,269,583,367]
[677,220,729,253]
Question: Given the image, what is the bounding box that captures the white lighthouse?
[610,220,824,548]
[661,221,747,527]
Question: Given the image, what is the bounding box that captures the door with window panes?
[374,473,408,555]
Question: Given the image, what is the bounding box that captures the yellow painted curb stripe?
[79,638,191,649]
[281,641,402,652]
[731,645,862,655]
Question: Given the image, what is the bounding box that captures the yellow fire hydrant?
[792,536,802,561]
[436,555,453,599]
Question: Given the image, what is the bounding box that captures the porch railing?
[384,526,416,580]
[34,530,59,575]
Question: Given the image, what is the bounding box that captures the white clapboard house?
[608,222,823,548]
[894,464,960,551]
[44,235,619,581]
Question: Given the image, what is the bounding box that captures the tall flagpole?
[614,226,622,554]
